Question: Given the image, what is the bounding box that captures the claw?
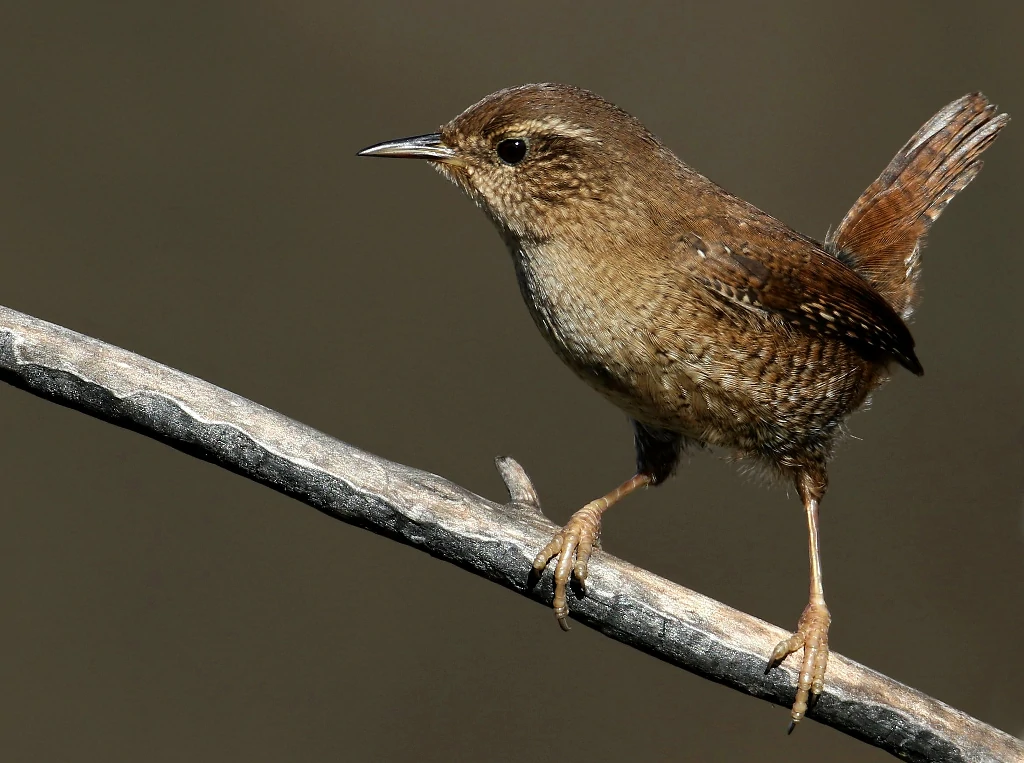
[532,502,604,630]
[768,600,831,729]
[528,472,652,629]
[555,606,571,631]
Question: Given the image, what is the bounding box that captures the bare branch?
[0,304,1019,763]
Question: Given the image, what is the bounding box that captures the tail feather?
[826,94,1009,319]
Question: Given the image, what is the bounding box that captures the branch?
[0,304,1019,763]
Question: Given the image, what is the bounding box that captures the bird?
[358,84,1008,728]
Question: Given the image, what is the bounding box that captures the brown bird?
[358,85,1008,727]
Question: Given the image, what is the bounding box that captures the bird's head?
[358,83,673,243]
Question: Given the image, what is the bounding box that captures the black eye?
[496,138,528,165]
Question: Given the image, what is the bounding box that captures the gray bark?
[1,304,1020,763]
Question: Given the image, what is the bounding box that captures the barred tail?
[827,94,1008,318]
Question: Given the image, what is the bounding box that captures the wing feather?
[679,232,923,375]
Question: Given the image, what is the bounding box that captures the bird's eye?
[496,138,528,165]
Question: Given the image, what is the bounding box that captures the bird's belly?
[638,324,879,460]
[511,243,876,462]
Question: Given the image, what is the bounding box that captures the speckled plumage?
[430,85,950,477]
[359,84,1008,726]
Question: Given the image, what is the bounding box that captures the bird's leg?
[768,469,831,731]
[532,471,653,630]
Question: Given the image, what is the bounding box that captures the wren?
[359,84,1008,727]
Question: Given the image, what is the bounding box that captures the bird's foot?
[531,501,604,631]
[496,459,647,631]
[495,456,595,630]
[767,599,831,731]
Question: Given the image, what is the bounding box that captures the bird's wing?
[677,232,923,375]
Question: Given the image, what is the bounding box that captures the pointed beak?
[357,133,457,162]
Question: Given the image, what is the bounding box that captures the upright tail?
[826,94,1009,319]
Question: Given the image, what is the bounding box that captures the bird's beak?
[357,133,458,163]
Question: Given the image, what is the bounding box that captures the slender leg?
[532,472,652,630]
[768,469,832,731]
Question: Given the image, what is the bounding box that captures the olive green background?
[1,2,1021,761]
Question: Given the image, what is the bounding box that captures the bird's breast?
[508,238,685,419]
[511,241,616,366]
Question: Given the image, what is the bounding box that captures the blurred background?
[1,2,1021,761]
